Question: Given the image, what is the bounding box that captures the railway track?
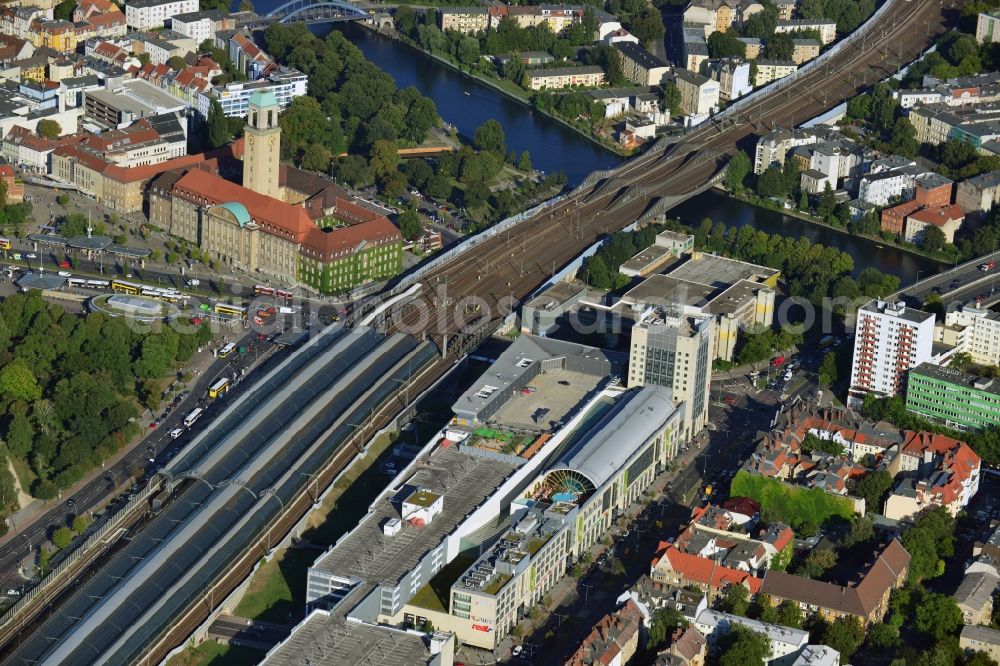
[389,0,954,343]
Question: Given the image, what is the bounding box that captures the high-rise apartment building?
[628,308,713,441]
[849,300,935,404]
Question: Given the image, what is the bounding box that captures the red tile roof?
[652,543,763,594]
[907,204,965,227]
[565,599,644,666]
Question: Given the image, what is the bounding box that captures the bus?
[183,407,203,428]
[253,306,276,326]
[275,288,293,301]
[214,302,247,318]
[0,238,10,250]
[111,279,142,295]
[254,285,275,297]
[86,279,110,289]
[208,376,230,399]
[218,342,236,358]
[67,278,88,288]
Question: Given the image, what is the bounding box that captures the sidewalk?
[0,344,221,548]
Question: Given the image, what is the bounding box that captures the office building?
[628,308,712,441]
[520,281,589,336]
[906,363,1000,430]
[849,300,936,403]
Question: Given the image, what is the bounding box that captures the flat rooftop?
[621,273,716,308]
[523,281,587,310]
[308,445,516,586]
[490,367,605,432]
[263,609,447,666]
[121,79,187,111]
[620,244,673,274]
[704,280,768,316]
[668,253,779,289]
[910,362,1000,396]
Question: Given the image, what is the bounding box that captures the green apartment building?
[906,362,1000,430]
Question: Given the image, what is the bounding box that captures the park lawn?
[9,455,36,497]
[232,548,315,625]
[729,470,854,532]
[166,641,264,666]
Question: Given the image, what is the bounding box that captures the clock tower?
[243,90,280,199]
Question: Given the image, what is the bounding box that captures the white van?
[169,428,184,439]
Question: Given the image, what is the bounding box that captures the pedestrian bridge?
[264,0,368,24]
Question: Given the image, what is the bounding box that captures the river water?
[270,21,941,282]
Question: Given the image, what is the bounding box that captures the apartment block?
[943,306,1000,366]
[713,58,751,100]
[754,60,797,87]
[437,7,489,33]
[849,300,936,403]
[977,10,1000,44]
[675,69,720,116]
[791,38,820,64]
[525,66,605,90]
[956,169,1000,222]
[614,41,670,86]
[774,18,836,44]
[126,0,198,30]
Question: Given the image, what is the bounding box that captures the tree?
[646,607,685,650]
[888,117,919,158]
[53,0,74,20]
[168,55,187,71]
[629,7,665,48]
[756,167,787,199]
[818,351,838,386]
[458,37,480,65]
[6,414,33,458]
[206,99,231,149]
[369,140,399,181]
[842,515,875,547]
[915,592,963,640]
[776,600,802,628]
[725,152,751,193]
[474,119,506,157]
[663,82,681,116]
[52,526,73,550]
[301,144,332,173]
[71,514,92,534]
[853,470,893,513]
[920,225,947,252]
[0,361,42,401]
[37,119,61,139]
[398,208,422,240]
[796,548,837,579]
[720,583,750,616]
[766,32,794,61]
[717,625,770,666]
[801,433,844,456]
[582,254,612,289]
[708,31,748,59]
[517,150,532,172]
[821,617,864,661]
[239,0,254,10]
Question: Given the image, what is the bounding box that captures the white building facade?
[849,300,936,403]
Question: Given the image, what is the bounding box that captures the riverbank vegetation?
[392,6,641,154]
[259,24,561,229]
[0,291,213,531]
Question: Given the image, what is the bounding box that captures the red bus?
[254,284,275,296]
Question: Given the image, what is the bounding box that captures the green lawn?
[166,641,264,666]
[232,548,316,625]
[9,455,36,497]
[729,470,854,532]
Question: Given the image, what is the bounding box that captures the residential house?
[565,599,644,666]
[883,431,981,521]
[791,38,820,64]
[774,18,836,44]
[754,60,797,86]
[954,571,999,625]
[694,610,809,663]
[525,66,604,90]
[126,0,199,30]
[614,41,670,86]
[675,69,719,116]
[961,624,1000,662]
[904,204,965,244]
[956,169,1000,222]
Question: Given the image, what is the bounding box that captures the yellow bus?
[0,238,10,250]
[111,279,142,295]
[214,302,247,318]
[218,342,236,359]
[208,376,230,399]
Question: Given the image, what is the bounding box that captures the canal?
[279,21,944,282]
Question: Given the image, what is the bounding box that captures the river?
[268,20,941,283]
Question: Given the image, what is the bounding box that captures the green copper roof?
[248,89,278,109]
[220,202,251,227]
